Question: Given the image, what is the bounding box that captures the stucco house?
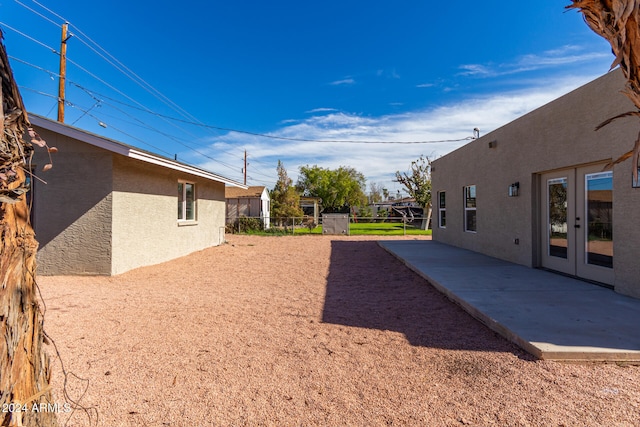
[29,114,245,275]
[225,185,271,229]
[432,69,640,299]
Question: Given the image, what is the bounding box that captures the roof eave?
[28,114,247,188]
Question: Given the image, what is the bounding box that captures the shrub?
[226,217,264,234]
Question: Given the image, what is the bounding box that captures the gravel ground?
[38,234,640,426]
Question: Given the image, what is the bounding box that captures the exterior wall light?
[488,140,497,148]
[509,182,520,197]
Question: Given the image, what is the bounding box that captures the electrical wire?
[10,50,474,146]
[24,0,206,126]
[67,89,476,144]
[18,83,244,175]
[70,82,246,158]
[6,5,472,188]
[29,80,476,145]
[17,81,241,175]
[66,103,175,156]
[10,0,210,144]
[0,21,58,52]
[8,55,60,78]
[14,0,61,29]
[4,12,231,169]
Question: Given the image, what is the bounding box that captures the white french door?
[540,164,614,285]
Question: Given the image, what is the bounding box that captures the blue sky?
[1,1,614,193]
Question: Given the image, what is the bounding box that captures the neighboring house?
[300,196,321,224]
[369,197,422,218]
[225,186,270,228]
[29,114,245,276]
[432,69,640,299]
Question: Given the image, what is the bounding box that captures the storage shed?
[225,185,270,229]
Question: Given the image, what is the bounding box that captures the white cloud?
[330,78,355,86]
[458,45,611,79]
[189,71,605,193]
[457,64,493,77]
[306,107,339,114]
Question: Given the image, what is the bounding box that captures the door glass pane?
[548,178,568,259]
[586,172,613,268]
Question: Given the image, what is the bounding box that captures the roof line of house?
[28,113,247,188]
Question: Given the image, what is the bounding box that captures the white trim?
[29,114,247,189]
[178,181,196,222]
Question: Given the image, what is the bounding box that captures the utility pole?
[244,150,247,185]
[57,22,69,123]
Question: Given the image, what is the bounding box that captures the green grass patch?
[349,222,431,236]
[292,221,432,236]
[231,220,432,236]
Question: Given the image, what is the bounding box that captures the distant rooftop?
[225,186,267,198]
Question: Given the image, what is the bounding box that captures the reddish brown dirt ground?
[38,235,640,426]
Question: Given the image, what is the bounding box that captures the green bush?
[226,217,264,234]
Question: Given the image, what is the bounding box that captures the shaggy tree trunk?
[567,0,640,181]
[0,31,57,426]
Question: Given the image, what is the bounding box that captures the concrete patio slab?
[379,240,640,362]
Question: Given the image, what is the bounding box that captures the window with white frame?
[464,185,476,232]
[438,191,446,228]
[178,181,196,221]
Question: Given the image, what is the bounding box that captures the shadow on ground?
[322,240,530,356]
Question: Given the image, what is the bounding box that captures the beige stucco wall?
[111,156,226,275]
[31,127,113,275]
[432,70,640,298]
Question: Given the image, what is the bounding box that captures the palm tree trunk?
[567,0,640,171]
[0,30,57,427]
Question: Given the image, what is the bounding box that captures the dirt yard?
[38,235,640,426]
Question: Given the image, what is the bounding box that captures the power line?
[0,21,58,52]
[17,80,243,175]
[28,79,476,145]
[68,96,243,174]
[9,1,209,143]
[7,34,473,146]
[14,0,61,29]
[8,55,60,78]
[69,83,248,162]
[29,0,66,23]
[24,0,205,126]
[65,90,476,144]
[67,103,174,156]
[18,83,245,175]
[5,7,471,188]
[10,48,474,146]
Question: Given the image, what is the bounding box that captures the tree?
[368,182,384,204]
[0,31,57,426]
[395,155,433,229]
[297,165,367,213]
[567,0,640,185]
[271,160,303,225]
